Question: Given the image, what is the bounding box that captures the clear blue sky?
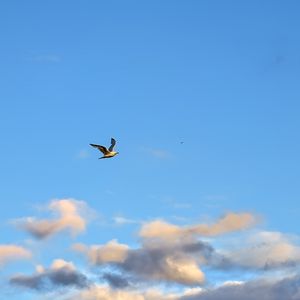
[1,1,300,299]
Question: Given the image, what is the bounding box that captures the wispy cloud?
[180,275,300,300]
[139,212,257,240]
[142,147,172,159]
[0,245,31,266]
[224,231,300,269]
[164,197,192,209]
[31,54,61,63]
[65,284,182,300]
[14,199,91,239]
[76,149,90,159]
[113,216,140,226]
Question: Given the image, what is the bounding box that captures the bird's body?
[90,138,119,159]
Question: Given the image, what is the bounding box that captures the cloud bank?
[62,275,300,300]
[3,202,300,300]
[180,275,300,300]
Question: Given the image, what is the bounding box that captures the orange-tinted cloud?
[16,199,90,239]
[0,245,31,266]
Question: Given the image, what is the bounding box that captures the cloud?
[10,259,88,290]
[40,275,300,300]
[73,240,129,264]
[139,212,257,240]
[180,275,300,300]
[65,285,181,300]
[163,197,191,209]
[190,212,257,236]
[15,199,90,239]
[113,216,140,226]
[74,239,213,285]
[121,246,206,285]
[225,231,300,269]
[5,205,300,300]
[102,273,131,289]
[0,245,31,266]
[71,212,266,287]
[73,213,255,286]
[77,149,89,159]
[66,285,144,300]
[139,220,182,240]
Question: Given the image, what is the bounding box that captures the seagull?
[90,138,119,159]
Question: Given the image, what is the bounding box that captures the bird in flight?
[90,138,119,159]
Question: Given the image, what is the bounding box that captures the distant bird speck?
[90,138,119,159]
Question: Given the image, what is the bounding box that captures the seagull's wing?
[109,138,116,151]
[90,144,108,154]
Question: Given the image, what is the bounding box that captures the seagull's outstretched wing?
[90,144,108,155]
[109,138,116,151]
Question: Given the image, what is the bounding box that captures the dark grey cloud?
[112,240,216,285]
[120,247,168,278]
[102,273,131,289]
[10,274,43,290]
[180,275,300,300]
[21,221,59,240]
[10,265,89,291]
[75,239,221,285]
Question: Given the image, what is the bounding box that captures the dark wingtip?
[90,143,99,148]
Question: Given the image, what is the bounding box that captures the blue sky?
[1,1,300,299]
